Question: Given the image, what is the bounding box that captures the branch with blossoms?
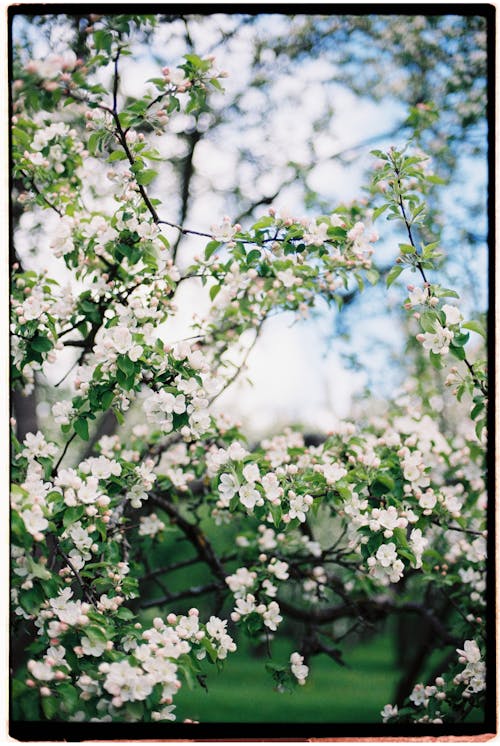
[370,145,488,438]
[10,13,487,730]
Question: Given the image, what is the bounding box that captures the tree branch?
[149,492,227,582]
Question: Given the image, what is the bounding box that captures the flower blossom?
[290,652,309,684]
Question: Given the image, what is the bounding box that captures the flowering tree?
[10,12,490,737]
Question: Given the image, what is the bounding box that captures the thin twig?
[52,431,77,475]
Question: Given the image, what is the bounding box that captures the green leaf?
[41,695,59,720]
[475,419,486,440]
[74,417,89,441]
[450,345,466,361]
[101,390,114,410]
[135,168,157,186]
[55,683,79,715]
[372,203,389,220]
[451,332,470,347]
[246,249,261,265]
[113,408,125,425]
[63,505,85,529]
[209,284,221,302]
[30,335,53,353]
[432,286,460,299]
[392,527,409,549]
[386,265,404,288]
[462,320,486,339]
[93,29,113,53]
[87,132,101,155]
[429,350,443,369]
[27,558,52,581]
[201,636,218,663]
[107,150,127,162]
[209,77,224,91]
[251,216,274,231]
[204,240,220,260]
[419,311,438,334]
[426,174,446,185]
[364,268,379,285]
[115,607,134,621]
[269,502,282,527]
[117,355,136,376]
[85,624,108,645]
[470,402,484,420]
[399,243,415,255]
[372,472,395,492]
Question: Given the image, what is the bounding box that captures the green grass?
[174,633,400,723]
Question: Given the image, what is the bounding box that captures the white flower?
[262,601,282,631]
[27,660,54,681]
[139,513,165,537]
[261,473,282,502]
[68,523,93,556]
[408,287,429,306]
[409,528,428,568]
[276,268,296,287]
[82,456,121,480]
[322,462,347,485]
[152,705,176,722]
[419,491,437,511]
[288,493,312,523]
[347,221,365,241]
[52,400,74,425]
[226,567,256,596]
[109,326,133,355]
[376,542,398,568]
[409,683,428,707]
[81,636,107,657]
[303,221,328,246]
[21,431,58,460]
[21,507,48,536]
[211,216,237,243]
[456,639,481,664]
[381,704,398,722]
[137,221,159,240]
[290,652,309,684]
[242,463,260,483]
[227,441,249,461]
[442,304,463,326]
[258,527,278,550]
[127,484,148,509]
[420,325,454,355]
[77,477,102,505]
[169,68,189,87]
[218,473,238,506]
[206,616,228,640]
[262,579,277,597]
[234,594,256,616]
[238,482,261,510]
[268,559,289,580]
[22,294,45,321]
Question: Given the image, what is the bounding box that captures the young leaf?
[386,265,404,287]
[462,320,486,339]
[74,417,89,441]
